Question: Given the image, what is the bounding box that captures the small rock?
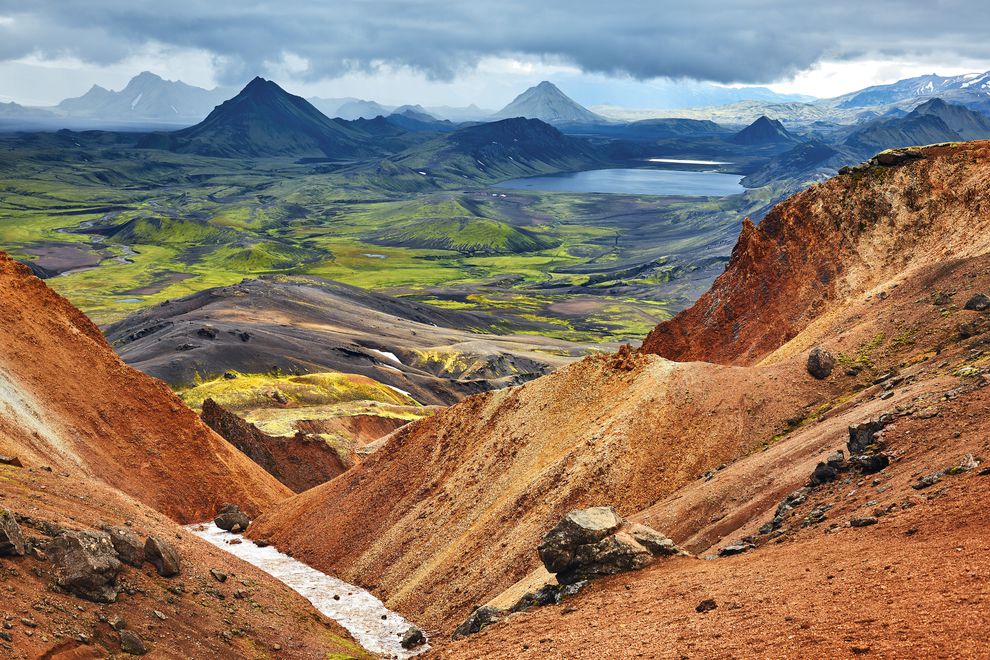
[209,569,228,583]
[718,542,753,557]
[696,598,717,613]
[850,517,878,527]
[152,610,166,621]
[144,536,181,577]
[0,510,27,556]
[964,293,990,311]
[810,461,839,486]
[807,346,835,379]
[452,606,503,639]
[196,326,218,340]
[119,629,148,655]
[400,626,426,649]
[911,473,941,490]
[0,631,10,642]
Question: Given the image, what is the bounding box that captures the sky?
[1,1,989,108]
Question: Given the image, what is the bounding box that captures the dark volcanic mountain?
[731,115,800,145]
[844,98,990,155]
[141,77,386,158]
[391,117,606,182]
[492,81,603,124]
[56,71,230,123]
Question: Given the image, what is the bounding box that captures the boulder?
[538,507,684,586]
[0,510,26,556]
[214,503,251,533]
[809,461,839,486]
[48,530,122,603]
[144,536,181,577]
[964,293,990,311]
[452,605,503,639]
[807,346,835,379]
[0,455,23,468]
[104,526,145,567]
[538,506,623,574]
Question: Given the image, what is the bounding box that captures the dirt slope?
[250,351,828,631]
[642,142,990,364]
[0,252,290,522]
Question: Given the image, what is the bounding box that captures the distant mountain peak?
[493,81,602,124]
[731,115,799,145]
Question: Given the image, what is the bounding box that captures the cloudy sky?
[1,1,989,107]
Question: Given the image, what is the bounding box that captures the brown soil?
[0,252,290,522]
[201,398,349,493]
[293,414,410,446]
[0,465,369,660]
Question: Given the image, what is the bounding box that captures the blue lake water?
[496,168,745,196]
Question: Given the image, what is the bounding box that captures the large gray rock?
[104,526,145,567]
[539,507,683,585]
[0,510,26,556]
[214,503,251,533]
[144,536,181,577]
[49,530,122,603]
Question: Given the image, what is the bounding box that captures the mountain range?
[55,71,233,122]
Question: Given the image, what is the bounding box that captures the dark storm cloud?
[1,1,988,84]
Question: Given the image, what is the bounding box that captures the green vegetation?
[0,132,764,343]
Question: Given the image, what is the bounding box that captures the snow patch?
[130,93,143,110]
[368,348,402,364]
[385,384,414,399]
[188,524,427,658]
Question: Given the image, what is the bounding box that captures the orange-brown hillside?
[642,142,990,364]
[252,141,990,656]
[0,252,289,522]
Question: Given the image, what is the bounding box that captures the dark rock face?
[848,418,889,455]
[538,507,684,585]
[0,510,26,556]
[452,605,504,639]
[807,346,835,379]
[48,531,122,603]
[0,455,23,467]
[144,536,181,577]
[214,503,251,533]
[696,598,718,613]
[104,526,145,567]
[964,292,990,311]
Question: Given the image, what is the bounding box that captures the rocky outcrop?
[49,531,122,603]
[201,399,348,493]
[539,507,684,585]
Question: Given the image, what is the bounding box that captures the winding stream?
[188,524,429,658]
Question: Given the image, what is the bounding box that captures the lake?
[496,168,745,196]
